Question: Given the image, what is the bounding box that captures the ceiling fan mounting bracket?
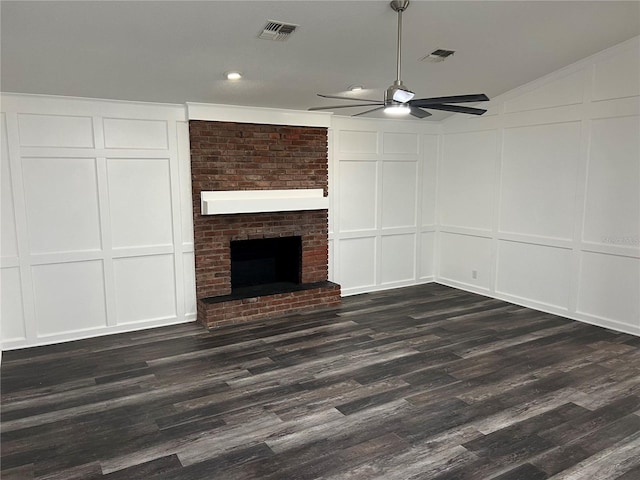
[390,0,410,13]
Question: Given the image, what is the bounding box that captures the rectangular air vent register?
[258,20,298,41]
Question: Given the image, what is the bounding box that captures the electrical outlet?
[472,270,478,279]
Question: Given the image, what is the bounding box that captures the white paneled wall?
[330,117,440,296]
[437,36,640,335]
[0,95,196,349]
[2,36,638,349]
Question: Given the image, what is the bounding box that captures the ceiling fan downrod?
[388,0,414,104]
[391,0,409,84]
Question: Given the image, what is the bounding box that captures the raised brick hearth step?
[197,281,341,329]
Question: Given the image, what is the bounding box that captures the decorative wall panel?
[107,158,173,249]
[338,161,377,232]
[578,252,640,329]
[338,237,376,290]
[593,43,640,101]
[339,130,377,154]
[439,232,492,291]
[113,254,177,324]
[32,260,107,336]
[0,268,25,341]
[380,234,415,284]
[17,113,94,148]
[504,70,584,113]
[420,134,438,227]
[183,252,197,316]
[22,157,102,254]
[439,130,496,231]
[500,122,581,240]
[383,132,419,155]
[419,232,435,280]
[496,240,571,309]
[381,161,417,229]
[583,115,640,245]
[1,113,18,260]
[103,118,168,149]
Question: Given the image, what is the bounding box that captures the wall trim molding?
[1,315,195,351]
[342,279,434,297]
[439,280,640,337]
[1,93,186,120]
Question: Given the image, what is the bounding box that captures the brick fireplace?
[190,120,340,328]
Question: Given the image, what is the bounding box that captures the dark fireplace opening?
[231,236,302,295]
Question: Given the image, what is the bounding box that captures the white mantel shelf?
[201,189,329,215]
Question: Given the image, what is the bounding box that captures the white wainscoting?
[0,95,196,349]
[437,36,640,335]
[329,117,440,296]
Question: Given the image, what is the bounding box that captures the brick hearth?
[190,120,340,328]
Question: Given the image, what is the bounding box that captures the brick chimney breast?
[189,121,340,328]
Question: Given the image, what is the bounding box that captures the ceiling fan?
[309,0,489,119]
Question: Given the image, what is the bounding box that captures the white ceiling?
[2,1,639,121]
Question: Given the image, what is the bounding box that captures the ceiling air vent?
[258,20,298,41]
[420,49,456,63]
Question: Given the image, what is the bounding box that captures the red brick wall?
[189,120,328,195]
[189,120,339,327]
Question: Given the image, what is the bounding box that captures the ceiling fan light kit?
[384,103,411,115]
[225,71,242,80]
[309,0,489,119]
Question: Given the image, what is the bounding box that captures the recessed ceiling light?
[348,84,364,91]
[225,71,242,80]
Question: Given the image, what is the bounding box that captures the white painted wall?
[329,117,440,296]
[436,37,640,335]
[0,95,196,349]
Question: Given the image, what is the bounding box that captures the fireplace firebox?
[231,236,302,293]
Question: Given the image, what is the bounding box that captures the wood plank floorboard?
[2,284,640,479]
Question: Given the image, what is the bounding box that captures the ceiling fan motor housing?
[386,80,414,104]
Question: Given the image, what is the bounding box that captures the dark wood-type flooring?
[2,284,640,479]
